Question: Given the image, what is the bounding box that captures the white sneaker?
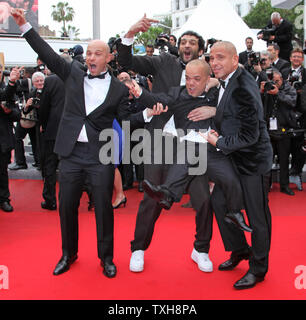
[191,248,213,272]
[129,250,144,272]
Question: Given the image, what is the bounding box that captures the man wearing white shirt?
[11,8,164,278]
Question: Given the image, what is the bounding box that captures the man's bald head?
[209,41,239,80]
[186,59,211,77]
[211,41,237,56]
[86,40,112,76]
[185,59,211,97]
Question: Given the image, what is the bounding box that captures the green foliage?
[243,0,304,45]
[134,26,164,47]
[51,2,75,36]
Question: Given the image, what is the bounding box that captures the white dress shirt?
[217,69,237,106]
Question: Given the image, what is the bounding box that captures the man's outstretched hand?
[10,8,27,26]
[125,14,159,38]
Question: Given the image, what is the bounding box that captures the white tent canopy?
[173,0,267,54]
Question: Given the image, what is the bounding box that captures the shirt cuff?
[121,37,134,46]
[143,109,153,123]
[20,22,32,35]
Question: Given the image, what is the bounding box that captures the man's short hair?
[146,44,154,49]
[291,47,304,57]
[271,12,281,20]
[261,50,272,59]
[268,43,280,52]
[170,34,177,43]
[32,71,45,82]
[246,37,253,42]
[178,30,205,52]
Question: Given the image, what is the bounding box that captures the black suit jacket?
[273,58,290,79]
[23,28,137,161]
[0,84,21,153]
[238,51,249,66]
[38,74,65,141]
[117,42,183,94]
[214,67,273,176]
[264,19,293,60]
[139,86,218,135]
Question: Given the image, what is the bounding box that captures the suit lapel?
[214,68,241,130]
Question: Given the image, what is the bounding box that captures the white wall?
[0,37,89,67]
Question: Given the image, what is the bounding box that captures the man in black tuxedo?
[258,12,293,62]
[0,67,22,212]
[238,37,253,66]
[38,72,65,210]
[11,8,162,278]
[267,43,290,79]
[117,14,219,273]
[207,41,273,289]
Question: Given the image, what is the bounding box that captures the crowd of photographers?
[0,12,305,213]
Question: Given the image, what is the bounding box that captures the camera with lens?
[154,33,170,48]
[288,71,303,90]
[248,51,261,66]
[59,48,74,56]
[258,25,277,42]
[32,89,43,108]
[263,68,276,92]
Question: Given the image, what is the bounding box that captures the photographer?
[257,12,293,62]
[244,50,276,87]
[0,67,22,212]
[10,71,43,171]
[260,70,297,195]
[267,44,290,79]
[155,33,179,57]
[287,48,306,189]
[239,37,254,66]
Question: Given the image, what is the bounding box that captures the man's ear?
[106,53,113,64]
[199,50,204,57]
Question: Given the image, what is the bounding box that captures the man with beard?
[117,14,219,274]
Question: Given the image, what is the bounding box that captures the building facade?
[171,0,259,33]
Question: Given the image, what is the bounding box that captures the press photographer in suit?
[287,48,306,188]
[257,12,293,62]
[0,67,22,212]
[260,70,297,196]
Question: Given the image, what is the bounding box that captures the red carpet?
[1,180,306,300]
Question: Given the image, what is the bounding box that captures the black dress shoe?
[41,201,57,211]
[280,186,295,196]
[224,212,253,232]
[0,201,13,212]
[101,261,117,278]
[138,181,144,192]
[219,250,251,271]
[9,163,27,170]
[234,271,265,290]
[143,180,173,210]
[53,254,78,275]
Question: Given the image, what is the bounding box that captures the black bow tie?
[87,71,108,79]
[219,79,226,89]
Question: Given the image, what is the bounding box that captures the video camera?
[154,33,171,54]
[288,70,304,90]
[59,45,84,59]
[258,25,277,42]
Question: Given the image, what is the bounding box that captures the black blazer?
[273,58,290,79]
[264,19,293,60]
[139,86,218,135]
[23,28,137,161]
[117,42,183,94]
[0,84,21,152]
[38,74,65,141]
[238,51,249,66]
[214,67,273,176]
